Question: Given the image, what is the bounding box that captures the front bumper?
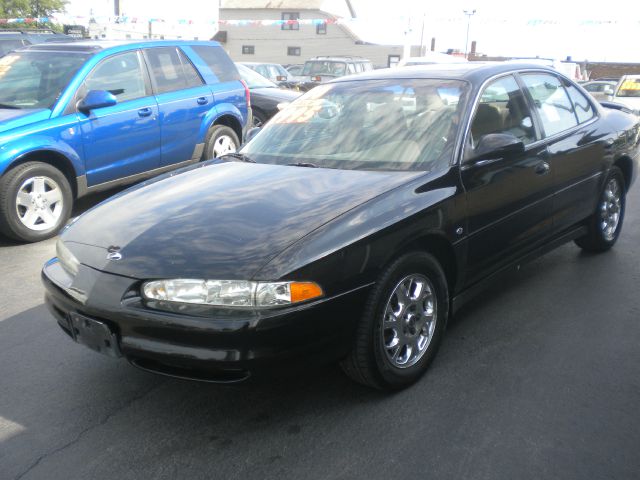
[42,259,371,382]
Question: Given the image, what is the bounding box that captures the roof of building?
[221,0,327,9]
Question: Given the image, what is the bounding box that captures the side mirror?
[471,133,525,161]
[245,127,261,142]
[603,85,614,96]
[77,90,117,114]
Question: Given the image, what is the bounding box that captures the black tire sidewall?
[0,163,72,242]
[203,125,240,160]
[369,253,449,389]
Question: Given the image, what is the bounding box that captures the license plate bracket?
[69,313,121,358]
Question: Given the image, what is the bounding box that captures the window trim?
[281,12,300,30]
[71,49,152,114]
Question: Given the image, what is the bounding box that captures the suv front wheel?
[0,162,72,243]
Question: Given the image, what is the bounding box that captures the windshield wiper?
[220,152,256,163]
[287,162,319,168]
[0,103,20,109]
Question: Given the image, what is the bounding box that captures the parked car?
[285,64,303,76]
[43,63,639,390]
[236,64,301,127]
[582,80,617,101]
[239,61,296,89]
[0,40,250,242]
[295,56,373,91]
[608,75,640,115]
[0,29,72,56]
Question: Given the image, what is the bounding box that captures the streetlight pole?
[463,9,476,59]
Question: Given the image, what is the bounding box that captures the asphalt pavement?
[1,187,639,480]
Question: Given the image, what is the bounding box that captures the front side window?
[85,51,147,102]
[281,12,300,30]
[564,83,595,124]
[520,73,578,137]
[242,79,470,172]
[0,51,87,109]
[469,75,538,148]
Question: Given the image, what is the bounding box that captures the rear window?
[191,45,239,83]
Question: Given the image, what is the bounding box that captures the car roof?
[307,56,371,63]
[330,62,560,84]
[20,39,222,54]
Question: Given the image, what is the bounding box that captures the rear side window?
[144,47,203,94]
[564,83,595,124]
[521,73,578,137]
[191,45,239,82]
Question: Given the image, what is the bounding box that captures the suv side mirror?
[471,133,525,161]
[77,90,117,113]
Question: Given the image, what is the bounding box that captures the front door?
[460,74,554,286]
[78,50,161,186]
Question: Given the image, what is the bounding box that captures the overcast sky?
[63,0,640,62]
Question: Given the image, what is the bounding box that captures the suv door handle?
[138,108,152,117]
[197,97,208,105]
[534,161,550,175]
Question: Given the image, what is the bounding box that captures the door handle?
[534,161,550,175]
[138,108,152,117]
[197,97,208,105]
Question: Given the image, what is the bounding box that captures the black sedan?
[237,63,301,128]
[43,63,640,390]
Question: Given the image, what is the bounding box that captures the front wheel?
[0,162,73,242]
[575,167,626,253]
[203,125,240,160]
[341,252,449,390]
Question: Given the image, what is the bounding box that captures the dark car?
[237,63,301,127]
[239,61,296,89]
[43,63,639,390]
[0,29,71,55]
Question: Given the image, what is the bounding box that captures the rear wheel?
[0,162,73,242]
[203,125,240,160]
[341,252,449,390]
[575,167,625,252]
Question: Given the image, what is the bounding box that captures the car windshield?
[302,61,347,76]
[0,50,88,109]
[242,79,470,171]
[237,64,277,88]
[616,78,640,98]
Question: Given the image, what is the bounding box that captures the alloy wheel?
[600,177,622,241]
[212,135,237,157]
[15,176,64,231]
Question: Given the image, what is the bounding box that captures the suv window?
[178,49,203,88]
[145,47,203,94]
[85,51,147,102]
[191,45,239,83]
[564,83,595,124]
[521,73,578,137]
[470,74,538,147]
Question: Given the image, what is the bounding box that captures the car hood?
[250,87,301,102]
[0,108,50,134]
[62,161,420,280]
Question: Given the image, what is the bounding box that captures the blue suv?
[0,40,250,242]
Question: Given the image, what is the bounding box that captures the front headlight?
[56,239,80,277]
[142,279,323,308]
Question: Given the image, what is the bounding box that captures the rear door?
[143,46,213,166]
[519,73,606,234]
[461,74,554,285]
[79,50,161,186]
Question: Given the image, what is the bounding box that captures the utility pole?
[463,9,476,59]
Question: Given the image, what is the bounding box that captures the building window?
[388,55,401,67]
[242,45,255,55]
[316,22,327,34]
[287,46,301,56]
[282,12,300,30]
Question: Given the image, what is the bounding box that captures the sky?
[62,0,640,62]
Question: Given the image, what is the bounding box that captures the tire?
[203,125,240,160]
[341,252,449,390]
[575,166,625,253]
[0,162,73,243]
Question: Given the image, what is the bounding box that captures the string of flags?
[0,16,638,27]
